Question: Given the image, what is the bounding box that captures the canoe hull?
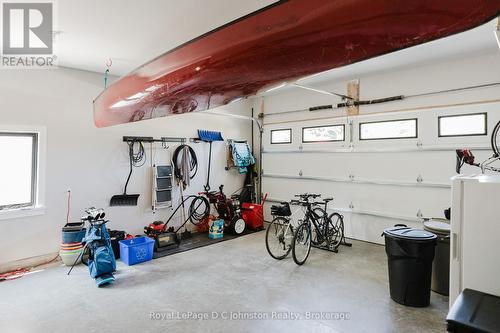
[94,0,500,127]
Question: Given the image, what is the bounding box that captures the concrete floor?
[0,232,448,333]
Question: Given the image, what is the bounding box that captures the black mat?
[152,228,263,259]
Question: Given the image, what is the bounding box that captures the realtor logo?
[1,1,56,68]
[3,2,52,54]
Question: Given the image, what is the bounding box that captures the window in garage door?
[359,118,417,140]
[438,113,487,137]
[270,129,292,144]
[302,124,345,143]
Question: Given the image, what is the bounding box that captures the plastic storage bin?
[119,237,154,265]
[383,225,437,307]
[209,219,224,239]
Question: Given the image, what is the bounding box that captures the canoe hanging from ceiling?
[93,0,500,127]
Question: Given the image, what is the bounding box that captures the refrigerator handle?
[452,233,459,260]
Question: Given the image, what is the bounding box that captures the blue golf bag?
[82,220,116,286]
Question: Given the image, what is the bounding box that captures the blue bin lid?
[383,226,437,241]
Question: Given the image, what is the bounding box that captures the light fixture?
[195,66,201,71]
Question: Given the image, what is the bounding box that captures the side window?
[0,132,38,210]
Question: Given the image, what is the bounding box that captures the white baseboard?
[0,252,60,274]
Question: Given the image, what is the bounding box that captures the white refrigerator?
[450,175,500,305]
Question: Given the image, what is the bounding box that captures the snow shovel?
[110,144,140,206]
[197,129,223,191]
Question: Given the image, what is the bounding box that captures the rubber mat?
[152,229,263,259]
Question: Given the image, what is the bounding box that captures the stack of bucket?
[60,222,86,266]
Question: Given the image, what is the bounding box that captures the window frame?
[0,132,39,211]
[359,118,418,141]
[270,128,292,144]
[302,124,345,143]
[437,112,488,138]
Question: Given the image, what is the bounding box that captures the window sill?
[0,206,45,221]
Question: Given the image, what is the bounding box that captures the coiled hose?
[188,196,210,225]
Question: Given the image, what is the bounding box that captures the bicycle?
[292,193,347,265]
[456,120,500,174]
[265,199,303,260]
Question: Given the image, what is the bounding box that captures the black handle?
[309,105,333,111]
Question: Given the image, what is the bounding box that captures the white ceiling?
[56,0,499,79]
[56,0,276,76]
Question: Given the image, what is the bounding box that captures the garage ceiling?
[57,0,277,76]
[56,0,499,78]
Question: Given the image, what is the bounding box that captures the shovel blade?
[110,194,140,206]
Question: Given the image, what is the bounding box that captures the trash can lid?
[383,226,437,241]
[423,218,451,235]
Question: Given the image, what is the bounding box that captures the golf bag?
[83,220,116,286]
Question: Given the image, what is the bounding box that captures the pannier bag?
[271,203,292,217]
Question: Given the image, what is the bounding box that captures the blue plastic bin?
[119,237,154,265]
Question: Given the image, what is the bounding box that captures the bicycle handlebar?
[294,193,321,199]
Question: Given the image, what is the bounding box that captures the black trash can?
[383,225,437,307]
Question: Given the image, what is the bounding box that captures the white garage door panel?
[264,151,461,184]
[263,177,449,217]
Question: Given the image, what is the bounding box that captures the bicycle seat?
[324,197,333,202]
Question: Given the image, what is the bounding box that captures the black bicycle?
[291,193,345,265]
[456,120,500,173]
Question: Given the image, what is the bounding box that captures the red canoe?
[94,0,500,127]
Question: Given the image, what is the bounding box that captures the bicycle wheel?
[311,207,327,246]
[292,221,312,265]
[491,121,500,157]
[265,217,294,260]
[327,213,344,250]
[189,196,210,225]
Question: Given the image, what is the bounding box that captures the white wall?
[259,51,500,244]
[0,67,252,267]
